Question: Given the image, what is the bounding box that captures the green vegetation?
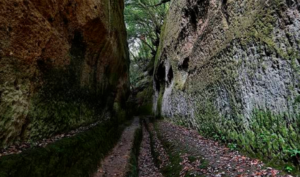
[141,0,300,175]
[125,0,169,85]
[228,143,237,151]
[151,0,300,174]
[0,120,123,177]
[285,149,300,158]
[171,105,300,174]
[125,0,169,117]
[285,166,294,173]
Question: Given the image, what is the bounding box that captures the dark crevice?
[48,17,54,23]
[221,0,230,25]
[286,0,296,8]
[63,17,69,25]
[178,57,189,71]
[7,26,12,32]
[19,117,30,141]
[70,31,86,83]
[286,33,294,47]
[190,10,198,30]
[272,60,280,70]
[23,0,30,7]
[265,47,272,57]
[37,59,50,74]
[13,79,19,90]
[155,63,166,92]
[167,66,173,86]
[297,58,300,66]
[183,6,198,30]
[183,0,209,31]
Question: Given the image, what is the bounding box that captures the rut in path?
[93,117,140,177]
[92,117,293,177]
[138,121,163,177]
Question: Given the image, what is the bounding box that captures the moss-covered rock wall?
[154,0,300,169]
[0,0,129,147]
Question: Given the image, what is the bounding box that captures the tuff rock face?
[154,0,300,163]
[0,0,129,146]
[155,0,300,122]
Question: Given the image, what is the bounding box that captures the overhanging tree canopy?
[125,0,169,63]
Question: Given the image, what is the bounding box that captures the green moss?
[24,37,127,142]
[201,0,291,63]
[161,152,183,177]
[188,105,300,175]
[154,0,300,174]
[0,120,123,177]
[28,99,97,140]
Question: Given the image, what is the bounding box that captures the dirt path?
[91,117,293,177]
[149,120,293,177]
[93,117,140,177]
[138,121,163,177]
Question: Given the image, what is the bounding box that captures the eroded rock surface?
[0,0,129,146]
[154,0,300,167]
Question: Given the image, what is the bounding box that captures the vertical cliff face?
[0,0,129,146]
[154,0,300,163]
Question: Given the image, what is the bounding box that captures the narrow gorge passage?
[1,0,300,176]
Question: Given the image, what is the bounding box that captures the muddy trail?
[93,117,294,177]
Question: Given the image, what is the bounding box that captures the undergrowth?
[172,107,300,175]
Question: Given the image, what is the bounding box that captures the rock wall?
[0,0,129,147]
[154,0,300,165]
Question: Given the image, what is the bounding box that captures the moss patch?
[171,106,300,175]
[0,120,123,177]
